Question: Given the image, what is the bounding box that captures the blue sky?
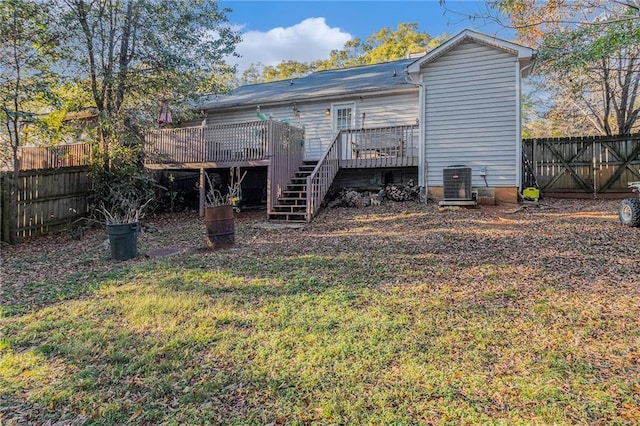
[220,1,513,72]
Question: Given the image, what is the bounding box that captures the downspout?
[517,60,536,194]
[406,72,427,202]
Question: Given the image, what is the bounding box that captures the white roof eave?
[200,86,418,112]
[407,29,536,75]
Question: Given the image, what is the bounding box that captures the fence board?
[19,143,92,170]
[523,134,640,196]
[1,167,91,242]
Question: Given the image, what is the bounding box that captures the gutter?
[520,54,537,78]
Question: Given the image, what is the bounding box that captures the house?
[144,29,535,221]
[191,57,420,161]
[407,30,535,204]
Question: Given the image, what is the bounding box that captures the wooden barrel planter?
[204,205,235,249]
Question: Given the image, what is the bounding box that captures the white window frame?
[332,102,356,160]
[332,102,356,135]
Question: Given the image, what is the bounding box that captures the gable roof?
[198,58,416,110]
[407,29,536,77]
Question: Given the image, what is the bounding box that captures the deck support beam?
[199,168,205,217]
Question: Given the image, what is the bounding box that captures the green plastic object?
[107,223,139,260]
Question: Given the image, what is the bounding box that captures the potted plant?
[98,190,154,261]
[204,167,246,249]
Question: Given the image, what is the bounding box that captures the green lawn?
[1,200,639,425]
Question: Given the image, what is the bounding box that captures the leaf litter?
[1,198,639,424]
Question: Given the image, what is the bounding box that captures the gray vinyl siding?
[422,40,519,187]
[197,91,418,161]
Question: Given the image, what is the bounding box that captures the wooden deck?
[144,121,418,222]
[144,121,275,169]
[305,125,418,221]
[144,120,307,218]
[338,125,419,169]
[144,122,418,170]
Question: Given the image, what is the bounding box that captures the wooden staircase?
[268,161,318,222]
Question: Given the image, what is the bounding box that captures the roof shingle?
[199,58,416,110]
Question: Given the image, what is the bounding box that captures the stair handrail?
[305,131,342,222]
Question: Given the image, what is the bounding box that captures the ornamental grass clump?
[204,167,247,207]
[97,189,155,224]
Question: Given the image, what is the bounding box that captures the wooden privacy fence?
[1,167,91,241]
[523,134,640,196]
[20,143,92,170]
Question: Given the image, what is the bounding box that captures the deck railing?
[305,132,341,222]
[145,121,272,164]
[305,124,419,222]
[340,125,419,168]
[268,121,306,215]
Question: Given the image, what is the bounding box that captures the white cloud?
[230,17,352,73]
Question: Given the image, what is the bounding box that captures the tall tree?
[358,23,445,64]
[242,60,311,84]
[441,0,640,136]
[54,0,241,219]
[0,0,59,243]
[537,17,640,135]
[59,0,240,150]
[489,0,639,46]
[242,23,447,84]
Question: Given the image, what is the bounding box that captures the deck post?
[266,119,276,215]
[199,168,205,217]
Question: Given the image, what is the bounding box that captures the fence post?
[592,140,597,199]
[1,171,17,244]
[0,173,6,243]
[266,120,275,214]
[532,138,538,182]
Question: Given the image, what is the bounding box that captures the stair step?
[282,189,307,197]
[272,205,306,213]
[276,199,307,206]
[268,161,318,223]
[268,213,307,222]
[273,202,306,209]
[277,196,307,201]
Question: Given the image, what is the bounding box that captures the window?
[333,103,355,160]
[333,103,355,133]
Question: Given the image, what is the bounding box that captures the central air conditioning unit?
[440,165,476,206]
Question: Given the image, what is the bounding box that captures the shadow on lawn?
[0,292,266,424]
[2,200,639,424]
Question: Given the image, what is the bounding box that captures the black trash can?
[107,222,139,260]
